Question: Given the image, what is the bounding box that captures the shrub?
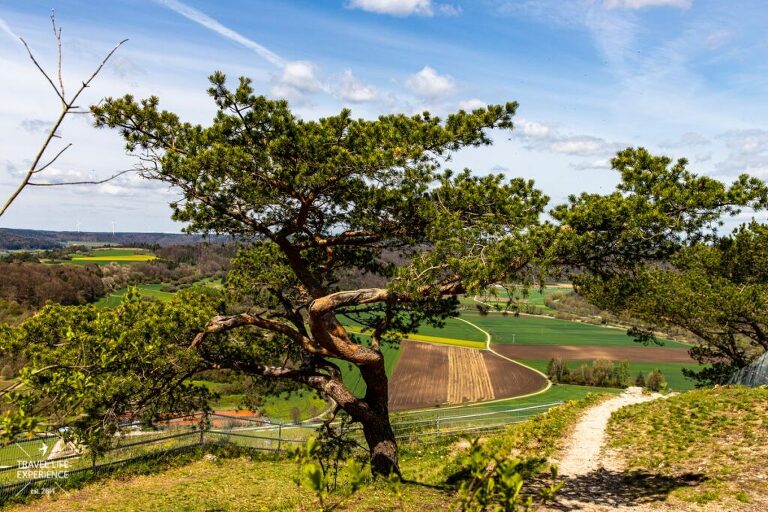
[546,357,569,383]
[634,371,646,387]
[592,359,613,387]
[645,369,667,392]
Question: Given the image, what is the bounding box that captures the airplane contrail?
[153,0,286,68]
[0,17,21,41]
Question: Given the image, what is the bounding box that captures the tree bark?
[360,409,400,477]
[359,358,400,477]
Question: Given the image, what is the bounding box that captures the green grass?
[412,317,486,342]
[5,449,453,512]
[392,383,621,422]
[0,438,49,468]
[608,386,768,508]
[95,284,175,308]
[519,359,701,391]
[460,312,690,348]
[259,391,328,422]
[189,381,327,422]
[335,341,403,398]
[4,395,606,512]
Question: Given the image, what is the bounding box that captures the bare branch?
[0,16,128,220]
[67,38,128,107]
[32,143,72,174]
[51,10,65,104]
[19,37,66,104]
[28,168,136,186]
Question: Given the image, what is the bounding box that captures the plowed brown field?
[482,351,547,398]
[388,341,548,411]
[491,344,694,363]
[447,345,495,403]
[388,341,449,411]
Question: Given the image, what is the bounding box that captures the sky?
[1,0,767,233]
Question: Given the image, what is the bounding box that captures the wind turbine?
[75,221,81,233]
[110,221,116,237]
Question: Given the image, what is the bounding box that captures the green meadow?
[95,283,175,308]
[459,312,691,348]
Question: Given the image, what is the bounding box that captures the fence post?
[199,411,208,446]
[277,423,283,452]
[436,417,440,435]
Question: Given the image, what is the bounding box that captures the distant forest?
[0,243,235,316]
[0,228,230,250]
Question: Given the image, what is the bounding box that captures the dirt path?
[545,387,666,511]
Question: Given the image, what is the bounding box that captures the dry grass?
[607,386,768,509]
[5,455,452,512]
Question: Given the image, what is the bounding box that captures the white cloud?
[716,129,768,175]
[571,158,613,170]
[153,0,285,67]
[515,118,624,157]
[550,136,617,156]
[459,98,486,111]
[349,0,432,16]
[336,69,377,102]
[348,0,460,16]
[278,61,322,93]
[405,66,457,100]
[603,0,692,9]
[679,131,709,146]
[20,119,53,133]
[659,131,710,148]
[703,30,732,50]
[517,119,555,138]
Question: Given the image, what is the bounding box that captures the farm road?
[544,387,681,512]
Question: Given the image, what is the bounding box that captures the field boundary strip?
[344,325,485,349]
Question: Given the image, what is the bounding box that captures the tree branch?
[190,312,331,357]
[28,169,137,187]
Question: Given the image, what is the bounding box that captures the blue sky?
[1,0,767,232]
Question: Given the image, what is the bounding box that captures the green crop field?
[335,341,403,398]
[95,280,224,309]
[459,312,690,348]
[95,284,175,308]
[519,359,700,391]
[70,248,156,265]
[412,317,486,342]
[344,325,485,349]
[46,248,157,266]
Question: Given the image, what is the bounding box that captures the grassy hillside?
[95,283,175,308]
[5,396,605,511]
[608,386,768,508]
